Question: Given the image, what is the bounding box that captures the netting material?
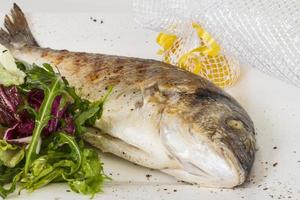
[133,0,300,88]
[156,24,240,88]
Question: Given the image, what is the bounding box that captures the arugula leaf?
[62,77,89,110]
[74,87,112,134]
[48,132,82,175]
[0,169,22,198]
[24,64,65,174]
[48,133,106,196]
[24,64,58,87]
[0,164,21,184]
[20,156,58,192]
[67,148,106,197]
[17,133,106,197]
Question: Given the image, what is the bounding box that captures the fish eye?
[226,119,244,130]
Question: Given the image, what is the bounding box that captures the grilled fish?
[0,4,255,188]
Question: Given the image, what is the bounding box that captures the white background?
[1,0,300,199]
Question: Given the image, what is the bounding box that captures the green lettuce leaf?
[0,140,24,168]
[0,140,24,198]
[0,45,25,86]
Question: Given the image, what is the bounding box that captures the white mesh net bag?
[133,0,300,88]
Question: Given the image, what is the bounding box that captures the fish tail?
[0,3,39,47]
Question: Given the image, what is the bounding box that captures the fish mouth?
[159,114,248,188]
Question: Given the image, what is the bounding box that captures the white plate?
[1,0,300,199]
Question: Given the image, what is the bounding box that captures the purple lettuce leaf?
[0,85,22,126]
[27,89,44,110]
[3,123,18,140]
[4,120,35,142]
[27,89,75,135]
[1,86,75,142]
[43,95,63,135]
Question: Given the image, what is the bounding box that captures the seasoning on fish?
[0,4,256,188]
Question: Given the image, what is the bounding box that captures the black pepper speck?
[146,174,152,179]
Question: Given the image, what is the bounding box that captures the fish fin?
[0,3,39,47]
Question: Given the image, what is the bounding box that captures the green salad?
[0,48,111,198]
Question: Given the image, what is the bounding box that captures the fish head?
[160,87,256,188]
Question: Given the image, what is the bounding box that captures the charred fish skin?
[0,4,256,188]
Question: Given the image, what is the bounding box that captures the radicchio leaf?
[0,85,22,126]
[3,124,18,140]
[44,95,63,135]
[3,120,35,142]
[27,89,75,135]
[27,89,43,110]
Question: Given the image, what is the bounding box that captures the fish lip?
[159,113,248,187]
[220,114,256,176]
[214,139,248,186]
[208,119,255,187]
[192,129,249,186]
